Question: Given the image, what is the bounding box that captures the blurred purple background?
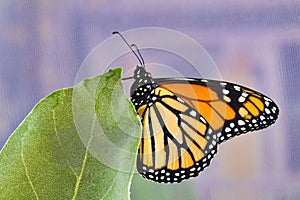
[1,1,300,199]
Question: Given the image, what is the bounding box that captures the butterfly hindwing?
[136,86,218,183]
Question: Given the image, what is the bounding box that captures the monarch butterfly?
[113,32,279,183]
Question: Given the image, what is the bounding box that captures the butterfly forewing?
[155,78,279,144]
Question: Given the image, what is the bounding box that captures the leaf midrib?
[21,136,40,200]
[71,115,96,200]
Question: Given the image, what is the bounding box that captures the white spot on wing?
[225,127,231,133]
[265,101,270,107]
[190,110,197,117]
[177,97,184,103]
[238,96,246,103]
[238,120,246,126]
[223,89,229,95]
[200,117,206,124]
[242,92,249,97]
[208,128,212,134]
[264,97,272,102]
[234,86,241,91]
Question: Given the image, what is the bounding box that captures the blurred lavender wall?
[1,1,300,199]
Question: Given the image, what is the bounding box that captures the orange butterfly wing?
[135,78,279,183]
[157,78,279,143]
[136,86,218,183]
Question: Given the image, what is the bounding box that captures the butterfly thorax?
[130,66,157,109]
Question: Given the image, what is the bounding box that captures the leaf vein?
[72,117,96,200]
[52,110,78,178]
[100,174,117,200]
[21,137,40,200]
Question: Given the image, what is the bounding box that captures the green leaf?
[0,68,141,200]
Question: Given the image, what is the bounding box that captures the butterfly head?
[134,66,152,79]
[130,66,156,107]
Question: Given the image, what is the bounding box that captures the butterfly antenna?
[130,44,145,67]
[112,31,145,67]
